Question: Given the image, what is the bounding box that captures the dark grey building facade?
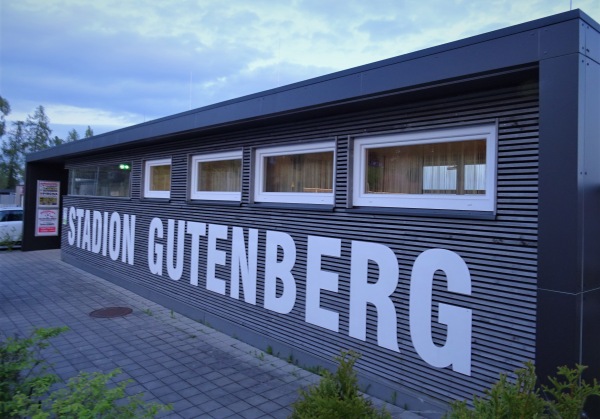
[24,10,600,414]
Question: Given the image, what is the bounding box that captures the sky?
[1,0,599,141]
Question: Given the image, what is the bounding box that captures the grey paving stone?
[0,250,424,419]
[238,406,268,419]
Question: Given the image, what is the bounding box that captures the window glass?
[366,140,486,195]
[69,167,98,195]
[69,164,131,197]
[264,151,333,193]
[98,164,131,197]
[9,210,23,221]
[353,125,496,211]
[144,158,171,198]
[197,159,241,192]
[149,164,171,192]
[254,142,335,205]
[190,152,241,201]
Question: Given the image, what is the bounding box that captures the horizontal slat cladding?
[61,82,539,406]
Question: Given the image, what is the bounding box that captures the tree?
[25,105,52,152]
[0,98,93,188]
[66,128,80,142]
[0,96,10,138]
[0,121,27,189]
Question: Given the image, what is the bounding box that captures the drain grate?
[89,307,133,318]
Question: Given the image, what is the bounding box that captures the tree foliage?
[0,96,10,138]
[25,105,52,153]
[1,121,27,189]
[0,97,93,189]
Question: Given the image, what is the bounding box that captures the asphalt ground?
[0,249,423,418]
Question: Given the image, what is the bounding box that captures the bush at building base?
[446,361,600,419]
[290,350,391,419]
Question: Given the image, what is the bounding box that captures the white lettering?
[67,207,76,246]
[410,249,472,375]
[108,212,121,261]
[64,207,475,376]
[305,235,340,332]
[148,218,163,275]
[102,212,108,256]
[264,231,296,314]
[91,211,102,253]
[82,209,91,251]
[121,214,135,265]
[75,208,84,248]
[187,221,206,286]
[206,224,228,294]
[166,219,185,280]
[349,240,400,352]
[230,227,258,304]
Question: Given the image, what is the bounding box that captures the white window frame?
[190,150,242,201]
[353,124,497,211]
[144,158,172,199]
[254,141,335,205]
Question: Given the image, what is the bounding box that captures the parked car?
[0,206,23,247]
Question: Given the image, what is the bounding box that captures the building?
[23,10,600,415]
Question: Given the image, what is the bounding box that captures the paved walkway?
[0,249,422,418]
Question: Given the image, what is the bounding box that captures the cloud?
[1,0,599,142]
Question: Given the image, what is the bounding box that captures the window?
[353,124,497,211]
[144,158,171,199]
[254,142,335,205]
[69,164,131,197]
[191,151,242,201]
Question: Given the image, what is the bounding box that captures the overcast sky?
[1,0,599,140]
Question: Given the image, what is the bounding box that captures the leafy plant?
[0,327,170,418]
[20,369,166,418]
[0,230,21,250]
[446,361,600,419]
[290,350,391,419]
[1,327,68,416]
[544,364,600,418]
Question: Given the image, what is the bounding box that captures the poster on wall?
[35,180,60,237]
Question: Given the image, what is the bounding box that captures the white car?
[0,206,23,246]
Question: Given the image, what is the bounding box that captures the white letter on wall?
[148,218,163,275]
[75,208,84,248]
[68,207,76,246]
[82,209,91,251]
[187,221,206,286]
[167,219,185,280]
[305,235,341,332]
[264,231,297,314]
[91,211,102,253]
[230,227,258,304]
[409,248,472,376]
[206,224,228,295]
[108,212,121,261]
[102,212,109,256]
[121,214,135,265]
[349,240,400,352]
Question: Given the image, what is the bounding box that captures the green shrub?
[446,361,600,419]
[290,350,390,419]
[1,327,68,416]
[544,364,600,419]
[0,327,170,418]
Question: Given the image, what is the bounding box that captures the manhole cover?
[89,307,133,318]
